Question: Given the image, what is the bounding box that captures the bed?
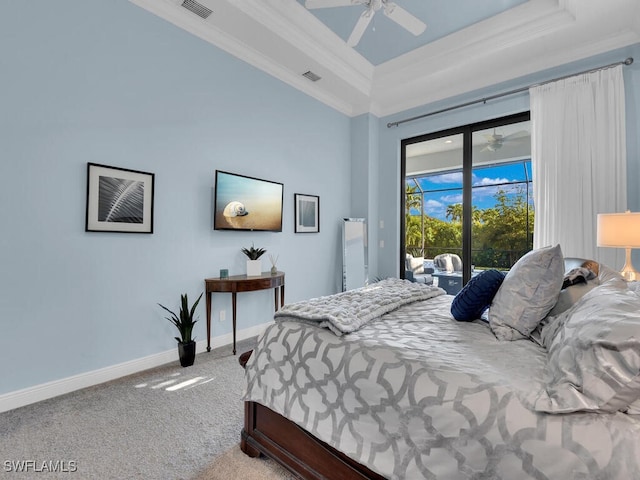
[241,246,640,479]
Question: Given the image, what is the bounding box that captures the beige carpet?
[194,444,298,480]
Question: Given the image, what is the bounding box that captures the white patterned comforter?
[243,294,640,480]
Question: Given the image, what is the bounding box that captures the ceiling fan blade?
[305,0,362,9]
[503,130,530,141]
[347,9,374,47]
[484,133,503,142]
[383,2,426,36]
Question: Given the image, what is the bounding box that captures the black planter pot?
[178,341,196,367]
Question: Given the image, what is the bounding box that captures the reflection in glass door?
[401,112,532,294]
[471,120,533,272]
[404,132,463,294]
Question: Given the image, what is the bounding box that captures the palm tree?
[446,203,482,224]
[405,183,424,254]
[445,203,463,222]
[405,184,422,214]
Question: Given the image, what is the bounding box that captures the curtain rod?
[386,57,634,128]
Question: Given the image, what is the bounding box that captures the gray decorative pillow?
[531,278,640,413]
[489,244,564,341]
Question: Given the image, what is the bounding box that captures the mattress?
[243,294,640,479]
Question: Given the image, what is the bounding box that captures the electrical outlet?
[219,310,226,322]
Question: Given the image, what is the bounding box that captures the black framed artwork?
[85,163,155,233]
[294,193,319,233]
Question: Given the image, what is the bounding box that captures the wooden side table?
[204,271,285,355]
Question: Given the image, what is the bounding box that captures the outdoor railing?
[406,245,531,270]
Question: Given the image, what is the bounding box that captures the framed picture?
[85,163,155,233]
[294,193,319,233]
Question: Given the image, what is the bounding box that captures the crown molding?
[128,0,360,115]
[370,0,640,116]
[235,0,374,95]
[129,0,640,119]
[375,0,572,86]
[371,29,640,118]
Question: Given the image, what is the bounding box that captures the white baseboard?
[0,323,269,414]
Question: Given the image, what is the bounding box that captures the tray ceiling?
[129,0,640,117]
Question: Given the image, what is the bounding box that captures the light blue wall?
[350,114,379,279]
[374,44,640,279]
[2,0,639,400]
[0,0,351,395]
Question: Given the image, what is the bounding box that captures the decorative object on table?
[597,210,640,281]
[269,254,279,275]
[158,292,203,367]
[219,268,229,279]
[213,170,284,232]
[241,243,266,276]
[294,193,319,233]
[85,163,155,233]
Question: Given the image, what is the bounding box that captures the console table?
[204,271,285,355]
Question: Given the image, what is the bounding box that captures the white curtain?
[530,65,626,269]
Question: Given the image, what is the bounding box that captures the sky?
[407,160,532,221]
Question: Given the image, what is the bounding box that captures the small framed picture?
[85,163,155,233]
[294,193,319,233]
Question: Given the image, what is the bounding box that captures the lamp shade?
[597,212,640,248]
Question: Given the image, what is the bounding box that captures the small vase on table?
[269,254,279,275]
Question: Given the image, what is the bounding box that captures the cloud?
[473,176,512,186]
[440,193,463,204]
[424,199,444,214]
[410,198,448,218]
[430,172,462,184]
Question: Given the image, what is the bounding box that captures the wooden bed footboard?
[240,349,385,479]
[241,401,386,480]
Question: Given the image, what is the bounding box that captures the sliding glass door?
[470,122,533,272]
[401,112,532,294]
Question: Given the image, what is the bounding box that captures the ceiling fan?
[481,129,530,152]
[305,0,427,47]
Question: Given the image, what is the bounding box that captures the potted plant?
[241,243,266,276]
[158,292,203,367]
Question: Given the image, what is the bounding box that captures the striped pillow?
[451,269,505,321]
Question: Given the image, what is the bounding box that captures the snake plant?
[241,243,266,260]
[158,292,203,344]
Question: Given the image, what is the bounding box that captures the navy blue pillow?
[451,269,505,322]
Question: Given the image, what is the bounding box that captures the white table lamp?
[597,211,640,281]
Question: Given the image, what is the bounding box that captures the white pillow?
[489,244,564,341]
[408,256,424,274]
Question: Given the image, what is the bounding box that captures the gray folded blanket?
[274,278,444,336]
